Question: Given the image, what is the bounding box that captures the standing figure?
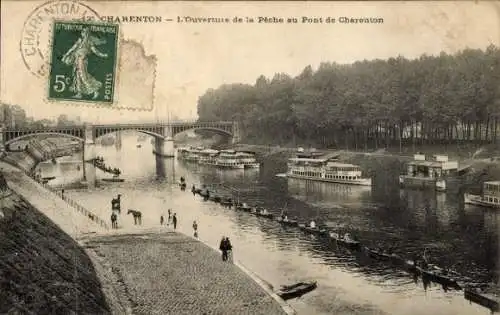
[192,220,198,238]
[111,194,121,214]
[167,209,172,225]
[219,236,233,262]
[111,212,118,229]
[160,215,164,226]
[61,27,109,99]
[172,213,178,230]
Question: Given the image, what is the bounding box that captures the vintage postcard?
[0,1,499,315]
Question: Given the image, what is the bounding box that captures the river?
[36,134,498,315]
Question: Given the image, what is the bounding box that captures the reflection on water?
[37,134,497,315]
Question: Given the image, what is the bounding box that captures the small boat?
[416,266,462,290]
[42,176,56,181]
[464,288,499,312]
[299,224,328,236]
[329,232,361,249]
[236,203,252,212]
[255,210,274,219]
[102,178,125,182]
[276,281,317,300]
[276,218,299,227]
[136,144,142,148]
[220,199,233,207]
[364,247,393,261]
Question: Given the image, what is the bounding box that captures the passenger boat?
[464,181,500,209]
[399,154,459,191]
[287,151,371,186]
[276,281,317,300]
[216,150,245,169]
[198,149,220,166]
[464,288,499,312]
[235,151,260,168]
[329,232,360,249]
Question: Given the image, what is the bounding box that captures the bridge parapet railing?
[25,172,109,230]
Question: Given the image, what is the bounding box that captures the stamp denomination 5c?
[48,21,119,104]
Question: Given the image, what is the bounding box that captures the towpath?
[1,162,291,315]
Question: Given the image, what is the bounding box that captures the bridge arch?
[95,128,165,140]
[173,127,233,138]
[5,132,84,147]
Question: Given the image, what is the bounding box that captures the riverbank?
[1,162,292,315]
[79,228,290,315]
[0,189,112,314]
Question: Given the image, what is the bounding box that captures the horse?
[127,209,142,225]
[111,194,121,213]
[111,212,118,229]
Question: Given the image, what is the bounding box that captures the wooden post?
[81,141,86,181]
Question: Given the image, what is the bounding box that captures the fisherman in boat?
[343,233,352,241]
[309,220,316,229]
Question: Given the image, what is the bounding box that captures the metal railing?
[25,172,110,230]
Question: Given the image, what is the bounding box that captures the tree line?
[197,45,500,150]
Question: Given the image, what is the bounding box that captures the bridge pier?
[115,130,122,150]
[153,137,175,158]
[81,125,96,188]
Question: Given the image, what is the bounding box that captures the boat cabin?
[483,181,500,203]
[405,154,459,179]
[400,154,459,191]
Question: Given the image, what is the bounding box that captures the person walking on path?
[219,236,233,262]
[172,213,178,230]
[192,220,198,238]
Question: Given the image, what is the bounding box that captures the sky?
[1,1,499,123]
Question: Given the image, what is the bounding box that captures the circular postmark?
[20,0,100,78]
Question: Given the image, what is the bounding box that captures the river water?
[36,134,498,315]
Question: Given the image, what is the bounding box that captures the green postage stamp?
[48,20,119,104]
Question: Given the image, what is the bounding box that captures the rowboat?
[276,281,317,300]
[255,211,274,219]
[416,266,462,290]
[42,176,56,181]
[236,203,252,212]
[299,224,328,237]
[364,247,394,261]
[102,178,125,182]
[220,199,233,207]
[464,288,499,312]
[276,218,299,227]
[329,232,360,249]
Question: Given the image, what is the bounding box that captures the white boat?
[464,181,500,209]
[216,150,244,169]
[286,152,371,186]
[198,149,219,166]
[235,151,260,168]
[399,154,459,191]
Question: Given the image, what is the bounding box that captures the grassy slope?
[0,191,111,314]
